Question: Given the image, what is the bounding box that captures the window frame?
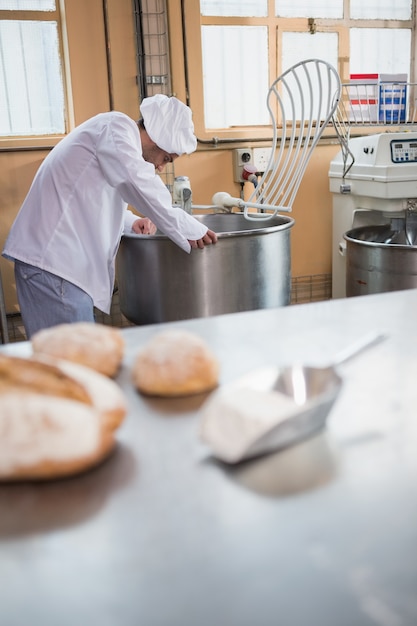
[0,0,72,148]
[171,0,416,141]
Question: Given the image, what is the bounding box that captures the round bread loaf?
[0,392,115,481]
[35,355,127,432]
[0,354,127,481]
[31,322,125,377]
[132,329,219,397]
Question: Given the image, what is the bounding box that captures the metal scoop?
[202,331,386,464]
[240,330,387,461]
[272,330,386,405]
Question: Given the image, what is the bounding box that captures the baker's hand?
[132,218,157,235]
[188,229,218,249]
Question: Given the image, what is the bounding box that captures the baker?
[3,94,217,338]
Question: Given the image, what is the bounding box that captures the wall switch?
[233,148,253,182]
[252,147,273,173]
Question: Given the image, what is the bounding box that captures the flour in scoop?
[200,386,299,463]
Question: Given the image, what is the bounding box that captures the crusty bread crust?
[132,329,219,397]
[0,353,126,481]
[0,393,115,481]
[31,322,125,377]
[0,354,91,405]
[34,355,127,432]
[4,437,115,481]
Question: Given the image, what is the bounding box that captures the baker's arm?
[189,229,217,248]
[98,114,214,252]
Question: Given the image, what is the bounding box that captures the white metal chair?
[212,58,342,220]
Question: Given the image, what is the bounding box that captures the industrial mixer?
[329,131,417,298]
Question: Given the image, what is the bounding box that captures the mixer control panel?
[390,139,417,163]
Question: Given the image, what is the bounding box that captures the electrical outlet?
[233,148,253,182]
[253,147,273,173]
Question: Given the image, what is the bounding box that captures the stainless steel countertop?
[1,290,417,626]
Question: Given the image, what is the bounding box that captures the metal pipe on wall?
[102,0,115,110]
[132,0,148,100]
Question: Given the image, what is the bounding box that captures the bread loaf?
[34,355,127,432]
[31,322,125,377]
[132,329,219,397]
[0,392,114,480]
[0,354,127,481]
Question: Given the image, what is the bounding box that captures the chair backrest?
[243,58,341,220]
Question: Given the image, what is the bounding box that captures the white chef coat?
[3,112,208,314]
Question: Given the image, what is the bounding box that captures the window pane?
[201,26,269,128]
[0,20,65,135]
[282,32,339,118]
[350,29,411,75]
[200,1,267,17]
[350,0,411,20]
[0,0,55,9]
[276,0,342,18]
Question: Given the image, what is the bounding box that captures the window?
[0,0,66,137]
[201,25,270,127]
[200,1,267,17]
[180,0,414,137]
[276,0,343,19]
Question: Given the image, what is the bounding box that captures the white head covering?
[140,94,197,155]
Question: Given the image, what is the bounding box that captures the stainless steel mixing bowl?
[116,212,294,325]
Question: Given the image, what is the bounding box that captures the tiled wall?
[290,273,332,304]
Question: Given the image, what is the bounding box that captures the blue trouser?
[14,260,95,339]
